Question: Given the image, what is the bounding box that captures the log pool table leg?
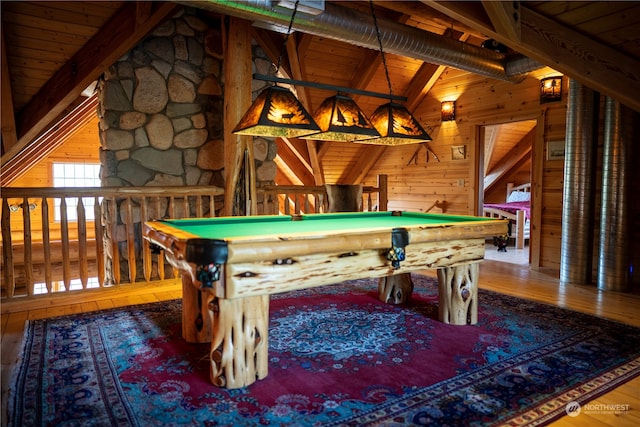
[436,262,479,325]
[209,294,270,388]
[378,273,414,304]
[181,275,269,388]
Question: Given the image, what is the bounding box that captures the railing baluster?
[304,194,310,213]
[77,197,88,289]
[42,197,52,293]
[60,197,71,291]
[1,198,15,298]
[22,197,34,295]
[155,196,162,220]
[125,197,136,283]
[94,195,105,287]
[141,196,152,282]
[196,195,203,217]
[183,196,189,218]
[153,196,165,280]
[109,197,120,285]
[294,194,301,214]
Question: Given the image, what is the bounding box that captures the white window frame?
[52,162,101,222]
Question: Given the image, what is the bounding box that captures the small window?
[52,162,101,221]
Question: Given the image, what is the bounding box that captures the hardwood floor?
[2,261,639,426]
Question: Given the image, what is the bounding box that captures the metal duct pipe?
[187,0,543,81]
[504,54,545,77]
[598,98,634,292]
[560,80,599,285]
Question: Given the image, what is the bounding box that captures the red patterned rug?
[8,275,640,426]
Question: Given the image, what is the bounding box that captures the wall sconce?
[441,101,456,121]
[540,76,563,104]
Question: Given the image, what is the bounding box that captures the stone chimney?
[97,8,278,284]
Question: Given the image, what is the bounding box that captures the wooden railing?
[1,176,387,304]
[259,177,388,215]
[1,186,225,300]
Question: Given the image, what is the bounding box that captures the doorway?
[479,120,536,266]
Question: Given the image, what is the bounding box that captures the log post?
[378,273,414,304]
[436,262,479,325]
[378,174,388,211]
[209,294,270,388]
[223,17,255,216]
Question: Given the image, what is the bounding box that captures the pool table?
[143,211,507,388]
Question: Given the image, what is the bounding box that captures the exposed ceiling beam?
[342,146,387,185]
[275,153,306,185]
[339,49,386,184]
[251,28,290,76]
[1,95,98,186]
[276,138,314,182]
[251,29,326,186]
[352,50,383,94]
[1,27,17,155]
[481,1,521,42]
[406,30,469,111]
[345,28,463,184]
[368,0,487,41]
[483,125,500,176]
[427,1,640,112]
[285,33,325,185]
[3,1,179,169]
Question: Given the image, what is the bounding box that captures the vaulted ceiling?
[2,1,639,187]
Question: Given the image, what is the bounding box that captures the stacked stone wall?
[97,8,278,284]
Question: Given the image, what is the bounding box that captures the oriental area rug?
[8,276,640,426]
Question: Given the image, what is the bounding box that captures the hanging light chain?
[369,0,393,97]
[275,0,301,74]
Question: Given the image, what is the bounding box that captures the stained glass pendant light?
[232,0,320,138]
[232,85,320,138]
[360,0,431,145]
[304,94,380,141]
[365,102,432,145]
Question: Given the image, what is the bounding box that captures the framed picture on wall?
[451,145,466,160]
[547,140,565,160]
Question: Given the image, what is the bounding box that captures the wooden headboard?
[506,183,531,200]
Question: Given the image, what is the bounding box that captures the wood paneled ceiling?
[2,1,639,187]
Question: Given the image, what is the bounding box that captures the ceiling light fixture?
[232,0,320,138]
[233,0,431,144]
[303,93,380,141]
[361,0,431,146]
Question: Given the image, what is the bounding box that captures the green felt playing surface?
[159,211,493,240]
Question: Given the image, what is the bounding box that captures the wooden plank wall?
[10,116,100,187]
[363,67,568,271]
[540,104,567,272]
